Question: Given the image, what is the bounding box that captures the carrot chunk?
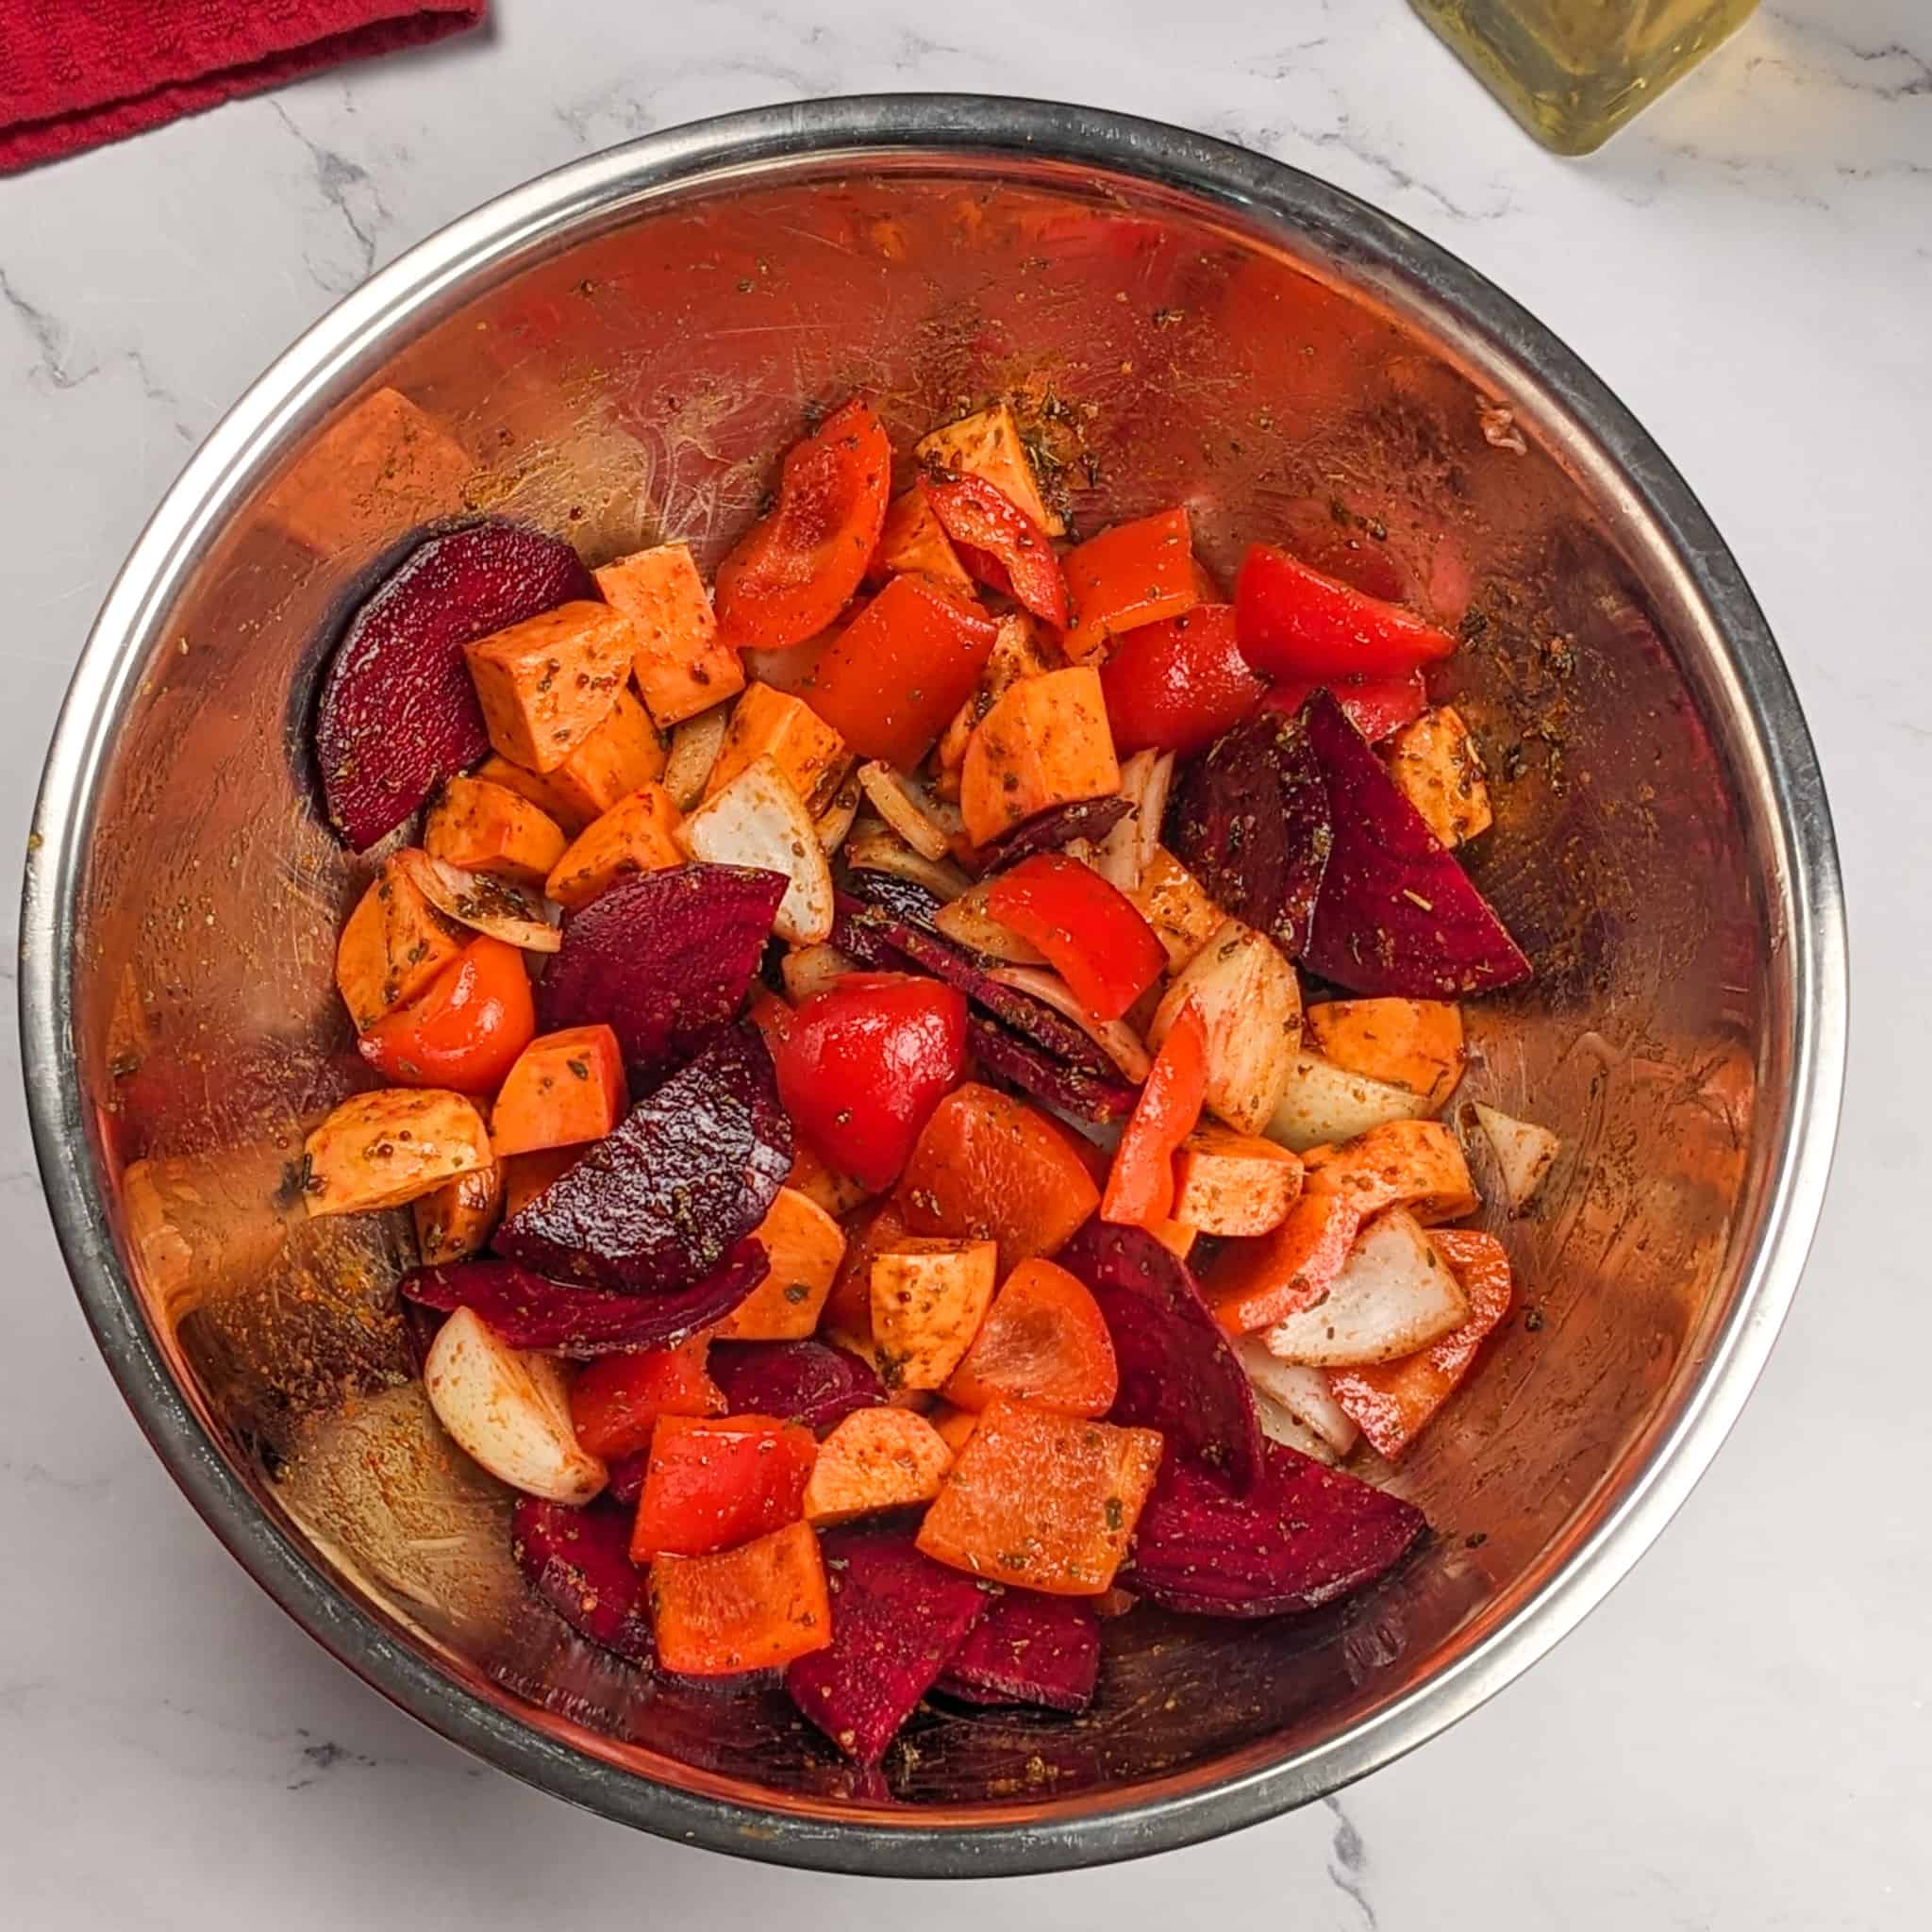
[958,664,1120,847]
[463,600,634,773]
[595,541,745,727]
[542,781,684,910]
[649,1520,832,1675]
[489,1024,625,1157]
[942,1257,1118,1418]
[803,1407,954,1525]
[712,1187,847,1341]
[425,775,568,885]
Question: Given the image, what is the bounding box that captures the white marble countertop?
[3,1,1925,1924]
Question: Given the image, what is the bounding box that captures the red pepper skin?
[1100,999,1208,1228]
[630,1414,819,1561]
[1236,542,1457,682]
[1099,604,1268,756]
[984,853,1167,1024]
[922,469,1070,630]
[1261,671,1427,743]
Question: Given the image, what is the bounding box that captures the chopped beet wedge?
[400,1245,767,1357]
[511,1495,654,1667]
[832,889,1119,1083]
[966,1015,1140,1124]
[316,519,595,851]
[496,1027,791,1292]
[538,865,787,1084]
[838,868,948,936]
[1167,708,1332,958]
[605,1450,650,1507]
[708,1340,886,1434]
[980,796,1134,874]
[1123,1437,1426,1617]
[935,1588,1100,1712]
[1058,1221,1263,1492]
[784,1525,989,1766]
[1299,690,1532,997]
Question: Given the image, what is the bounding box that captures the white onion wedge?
[856,761,953,861]
[1466,1102,1560,1213]
[1261,1208,1470,1367]
[1232,1341,1360,1458]
[1267,1050,1434,1154]
[988,966,1153,1081]
[1150,918,1300,1135]
[1253,1391,1341,1464]
[393,850,560,953]
[932,882,1048,963]
[782,941,858,1004]
[676,754,835,945]
[815,771,862,855]
[663,701,732,809]
[843,820,971,901]
[1093,749,1174,893]
[423,1307,607,1504]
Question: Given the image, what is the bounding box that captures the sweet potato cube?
[874,484,973,588]
[411,1161,504,1265]
[1207,1190,1361,1335]
[915,403,1064,536]
[803,1407,954,1524]
[935,611,1057,790]
[334,856,468,1032]
[916,1398,1163,1594]
[870,1237,999,1391]
[1148,1218,1198,1259]
[1303,998,1465,1108]
[959,664,1120,847]
[489,1024,625,1157]
[595,541,745,727]
[1173,1124,1305,1239]
[1129,847,1226,973]
[542,685,665,824]
[1303,1120,1478,1224]
[471,754,591,835]
[706,682,849,815]
[1386,705,1492,849]
[302,1088,491,1216]
[713,1187,848,1341]
[543,782,684,910]
[500,1146,578,1220]
[463,599,633,773]
[648,1520,832,1676]
[425,775,569,885]
[928,1403,982,1457]
[786,1141,872,1220]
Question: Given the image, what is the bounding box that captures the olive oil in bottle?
[1408,0,1759,154]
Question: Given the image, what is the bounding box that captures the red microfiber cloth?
[0,1,487,174]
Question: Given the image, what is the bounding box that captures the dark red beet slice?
[707,1340,884,1434]
[511,1496,653,1666]
[784,1526,989,1765]
[539,866,787,1084]
[966,1014,1139,1124]
[1058,1221,1263,1492]
[317,519,595,851]
[1300,690,1532,997]
[497,1027,791,1292]
[398,1298,445,1374]
[839,868,948,934]
[935,1588,1100,1712]
[833,887,1118,1081]
[1124,1437,1426,1617]
[604,1450,649,1507]
[980,796,1134,874]
[400,1242,767,1357]
[1167,708,1332,958]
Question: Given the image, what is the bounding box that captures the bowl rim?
[19,93,1847,1875]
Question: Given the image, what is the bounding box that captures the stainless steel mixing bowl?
[20,97,1845,1874]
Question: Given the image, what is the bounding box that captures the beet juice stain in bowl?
[25,99,1842,1874]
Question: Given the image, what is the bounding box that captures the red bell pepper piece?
[569,1335,726,1461]
[769,973,970,1192]
[1062,508,1195,660]
[1261,670,1427,743]
[1100,999,1208,1228]
[1098,603,1269,756]
[1236,542,1457,681]
[983,853,1167,1024]
[921,468,1070,629]
[357,935,535,1094]
[715,398,891,650]
[773,572,998,767]
[630,1412,819,1561]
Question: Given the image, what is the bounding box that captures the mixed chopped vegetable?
[303,394,1559,1768]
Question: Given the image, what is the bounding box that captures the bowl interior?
[51,134,1801,1852]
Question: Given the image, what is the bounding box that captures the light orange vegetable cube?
[869,1236,999,1391]
[543,781,684,910]
[958,664,1120,847]
[785,1141,872,1220]
[334,856,467,1032]
[1129,847,1225,973]
[649,1521,832,1676]
[1148,1218,1198,1259]
[302,1089,491,1216]
[411,1162,504,1266]
[803,1407,954,1525]
[1303,997,1466,1108]
[463,599,633,774]
[935,611,1056,789]
[706,682,849,816]
[1173,1124,1305,1238]
[542,685,665,824]
[927,1402,983,1457]
[915,1398,1163,1594]
[712,1188,847,1341]
[1302,1119,1479,1225]
[1386,705,1492,849]
[425,775,568,885]
[490,1024,625,1158]
[500,1146,578,1220]
[915,403,1064,535]
[470,754,591,835]
[874,484,973,589]
[595,542,745,728]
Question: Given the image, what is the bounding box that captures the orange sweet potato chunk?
[411,1162,504,1265]
[958,664,1119,846]
[464,600,634,773]
[425,775,568,885]
[596,542,746,728]
[915,1398,1163,1595]
[335,856,468,1032]
[869,1237,999,1391]
[543,685,665,824]
[1302,998,1466,1108]
[302,1088,491,1216]
[500,1145,578,1220]
[1302,1120,1478,1224]
[543,782,684,911]
[706,682,850,816]
[874,484,973,589]
[471,754,592,836]
[489,1024,625,1157]
[802,1407,954,1524]
[712,1187,847,1341]
[648,1520,832,1676]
